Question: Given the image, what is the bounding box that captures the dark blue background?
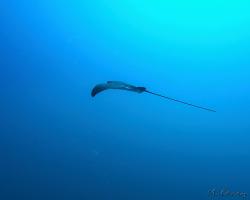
[1,0,249,199]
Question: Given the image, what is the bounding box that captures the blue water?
[1,1,250,199]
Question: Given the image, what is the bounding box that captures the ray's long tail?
[145,90,216,112]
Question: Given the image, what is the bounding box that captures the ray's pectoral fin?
[91,84,109,97]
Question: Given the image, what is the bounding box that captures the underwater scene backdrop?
[1,0,250,199]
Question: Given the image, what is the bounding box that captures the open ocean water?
[1,0,250,200]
